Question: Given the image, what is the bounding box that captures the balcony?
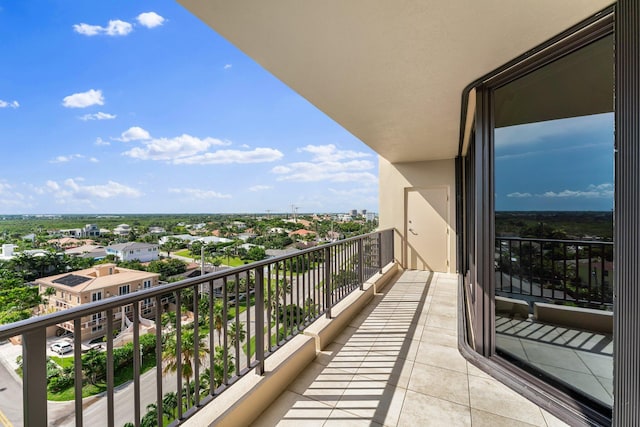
[0,230,571,427]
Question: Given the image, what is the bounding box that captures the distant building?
[159,234,197,245]
[59,224,100,238]
[65,244,107,260]
[337,214,352,222]
[36,264,160,340]
[350,209,358,216]
[113,224,131,236]
[148,226,166,235]
[106,242,159,262]
[361,209,367,216]
[289,229,316,240]
[365,212,376,222]
[0,244,16,260]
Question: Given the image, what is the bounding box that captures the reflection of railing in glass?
[495,236,613,309]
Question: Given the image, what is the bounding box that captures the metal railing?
[495,236,613,308]
[0,229,394,427]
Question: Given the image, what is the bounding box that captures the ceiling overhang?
[177,0,614,163]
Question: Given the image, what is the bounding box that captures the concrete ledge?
[185,334,317,427]
[533,302,613,334]
[495,295,530,319]
[305,262,400,351]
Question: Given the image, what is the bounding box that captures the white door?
[405,187,450,272]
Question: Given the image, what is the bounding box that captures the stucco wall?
[378,157,456,272]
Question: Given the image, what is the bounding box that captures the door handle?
[409,228,418,235]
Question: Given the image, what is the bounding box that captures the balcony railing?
[0,229,394,427]
[495,236,613,308]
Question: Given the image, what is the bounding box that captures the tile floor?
[496,315,613,407]
[252,270,568,427]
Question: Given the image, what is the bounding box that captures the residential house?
[105,242,159,262]
[112,224,131,236]
[36,264,160,340]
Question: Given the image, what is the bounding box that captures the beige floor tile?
[288,361,354,407]
[471,408,543,427]
[407,362,470,406]
[397,390,471,427]
[251,390,333,427]
[466,362,492,379]
[468,376,546,425]
[421,326,457,347]
[357,359,414,389]
[425,313,457,331]
[324,409,384,426]
[415,342,468,374]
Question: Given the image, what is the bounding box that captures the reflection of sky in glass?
[494,112,613,211]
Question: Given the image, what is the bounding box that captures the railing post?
[22,329,47,427]
[358,238,364,290]
[325,246,332,319]
[378,232,383,274]
[255,266,265,375]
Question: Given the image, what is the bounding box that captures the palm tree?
[141,403,158,427]
[162,329,209,407]
[213,300,225,347]
[162,391,178,420]
[228,321,246,349]
[82,348,106,385]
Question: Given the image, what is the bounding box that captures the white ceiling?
[177,0,614,163]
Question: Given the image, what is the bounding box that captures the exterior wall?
[378,156,456,273]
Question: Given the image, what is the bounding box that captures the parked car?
[50,342,73,355]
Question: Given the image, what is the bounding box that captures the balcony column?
[614,1,640,425]
[22,329,47,427]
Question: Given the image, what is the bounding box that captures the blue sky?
[0,1,378,215]
[495,113,614,211]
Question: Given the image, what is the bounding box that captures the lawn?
[47,354,158,401]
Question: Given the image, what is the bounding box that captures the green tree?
[246,246,266,261]
[160,237,183,258]
[162,329,209,407]
[82,348,106,385]
[228,322,246,349]
[162,391,178,419]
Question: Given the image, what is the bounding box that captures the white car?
[50,342,73,355]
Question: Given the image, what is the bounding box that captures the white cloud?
[137,12,165,28]
[169,188,231,199]
[0,99,19,108]
[224,64,232,70]
[80,112,116,121]
[249,185,272,192]
[50,154,84,164]
[89,157,99,163]
[540,183,614,199]
[174,148,283,165]
[506,192,532,198]
[47,178,142,201]
[272,144,376,183]
[62,89,104,108]
[299,144,371,162]
[73,20,133,36]
[95,137,110,146]
[117,126,151,142]
[495,113,613,148]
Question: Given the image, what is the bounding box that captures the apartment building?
[35,264,160,341]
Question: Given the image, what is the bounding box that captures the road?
[0,362,21,427]
[55,368,177,427]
